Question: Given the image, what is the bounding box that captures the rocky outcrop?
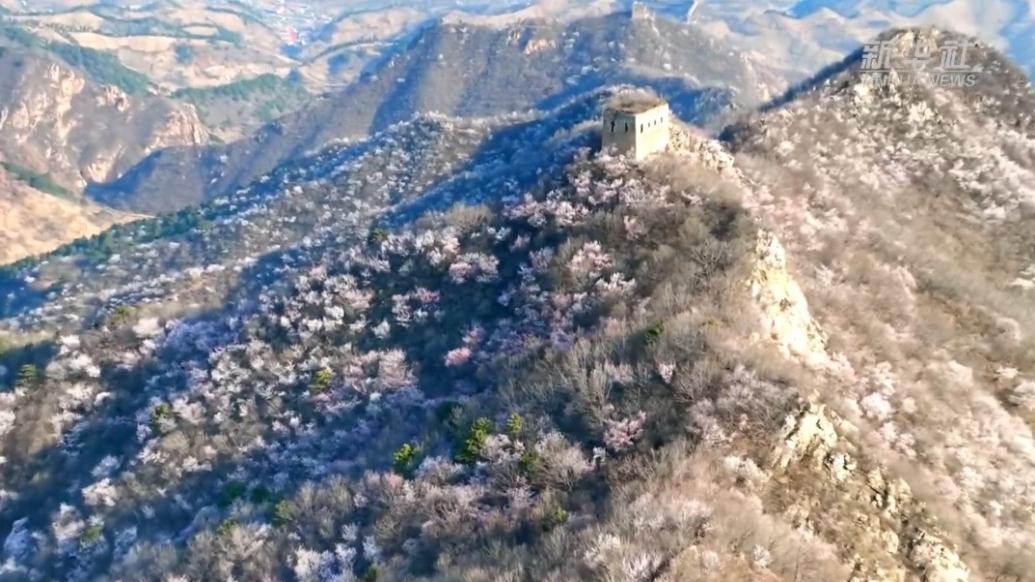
[667,123,737,176]
[0,47,208,192]
[771,402,840,472]
[747,231,829,365]
[908,531,970,582]
[769,403,971,582]
[663,119,979,582]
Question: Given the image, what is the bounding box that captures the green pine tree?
[16,364,38,391]
[393,443,420,476]
[505,413,524,442]
[309,369,333,395]
[456,418,494,464]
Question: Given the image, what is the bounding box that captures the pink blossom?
[462,325,485,347]
[530,248,555,273]
[448,253,499,284]
[448,262,474,283]
[510,235,531,251]
[569,241,612,279]
[624,215,648,240]
[444,346,473,367]
[414,287,440,305]
[656,361,676,384]
[604,411,647,453]
[595,273,636,296]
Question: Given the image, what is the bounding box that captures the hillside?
[0,94,604,334]
[0,166,134,265]
[0,28,1033,580]
[0,93,854,580]
[724,28,1035,578]
[171,73,311,142]
[0,44,208,194]
[0,1,291,92]
[0,0,309,139]
[89,10,777,214]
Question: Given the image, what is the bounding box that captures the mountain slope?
[0,45,208,193]
[0,93,862,580]
[724,28,1035,577]
[0,92,605,334]
[0,1,292,92]
[88,10,775,214]
[0,166,133,265]
[693,0,1035,82]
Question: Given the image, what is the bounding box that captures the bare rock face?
[771,402,840,471]
[769,401,972,582]
[748,231,829,364]
[908,531,970,582]
[0,47,208,193]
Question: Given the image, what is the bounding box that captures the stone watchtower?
[602,95,671,161]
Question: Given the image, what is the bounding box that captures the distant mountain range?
[87,10,777,214]
[6,1,1032,98]
[293,1,1035,83]
[0,0,1032,265]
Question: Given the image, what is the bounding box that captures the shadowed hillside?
[88,10,775,214]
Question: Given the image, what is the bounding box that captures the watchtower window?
[624,122,629,132]
[610,120,616,133]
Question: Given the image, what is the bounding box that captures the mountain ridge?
[722,26,1035,576]
[86,11,774,215]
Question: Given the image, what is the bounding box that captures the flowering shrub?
[604,412,647,453]
[4,77,1023,582]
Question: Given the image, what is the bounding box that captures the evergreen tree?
[16,364,38,391]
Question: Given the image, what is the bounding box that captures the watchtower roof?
[605,93,667,115]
